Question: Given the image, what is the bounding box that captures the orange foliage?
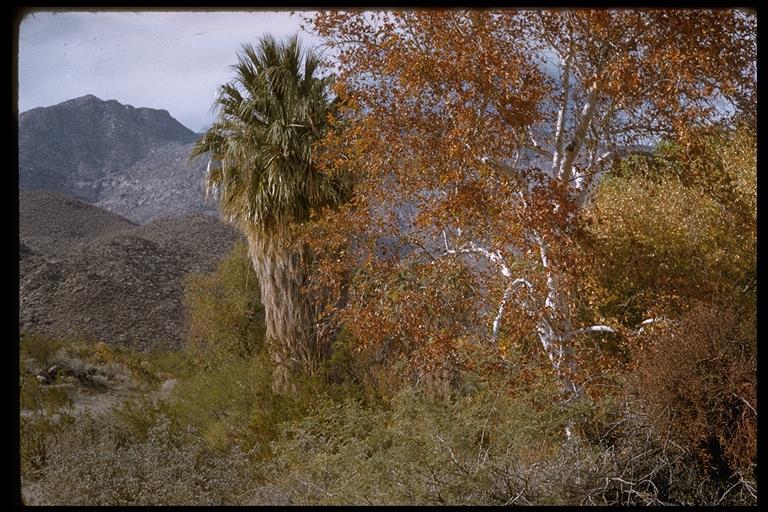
[299,9,755,382]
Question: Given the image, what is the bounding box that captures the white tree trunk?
[559,85,601,182]
[551,56,573,176]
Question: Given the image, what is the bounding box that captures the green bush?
[20,371,71,413]
[20,333,62,369]
[159,352,363,458]
[138,349,199,380]
[183,240,265,361]
[161,354,279,454]
[582,126,755,323]
[262,383,590,505]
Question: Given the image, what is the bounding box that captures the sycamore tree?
[299,10,756,398]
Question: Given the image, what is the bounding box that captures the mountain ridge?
[19,94,217,224]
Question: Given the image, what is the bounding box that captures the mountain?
[19,189,138,256]
[19,190,240,350]
[18,95,218,224]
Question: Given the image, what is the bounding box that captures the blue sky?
[18,10,322,132]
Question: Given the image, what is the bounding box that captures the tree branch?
[529,127,554,160]
[551,54,573,176]
[559,84,601,182]
[636,316,671,334]
[445,241,512,278]
[492,278,534,342]
[594,145,655,166]
[573,325,617,336]
[732,393,757,417]
[575,144,656,207]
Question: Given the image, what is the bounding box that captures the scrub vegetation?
[20,9,755,506]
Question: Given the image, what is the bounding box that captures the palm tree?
[191,34,349,391]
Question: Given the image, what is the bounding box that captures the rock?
[159,378,177,398]
[19,189,138,256]
[86,374,112,390]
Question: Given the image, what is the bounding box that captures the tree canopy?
[300,9,756,394]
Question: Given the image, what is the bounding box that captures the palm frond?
[191,33,351,235]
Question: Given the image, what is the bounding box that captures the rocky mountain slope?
[20,189,138,255]
[19,95,218,224]
[20,190,240,350]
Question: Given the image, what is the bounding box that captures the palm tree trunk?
[246,231,329,392]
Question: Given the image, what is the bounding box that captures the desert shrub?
[49,353,131,391]
[160,354,278,453]
[35,413,254,506]
[541,402,755,506]
[19,375,70,413]
[632,302,756,483]
[22,340,135,391]
[159,352,363,458]
[19,371,75,479]
[183,240,265,360]
[261,377,755,506]
[95,345,199,388]
[138,348,199,380]
[110,396,167,442]
[262,382,594,505]
[20,333,62,369]
[70,340,199,387]
[21,336,150,389]
[20,413,75,481]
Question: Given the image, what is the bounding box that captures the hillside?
[19,191,240,350]
[19,189,138,256]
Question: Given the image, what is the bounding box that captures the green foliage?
[20,373,71,413]
[20,333,62,369]
[589,176,738,294]
[263,383,589,505]
[161,354,277,454]
[191,34,350,235]
[183,240,265,360]
[616,126,756,221]
[158,351,362,458]
[319,326,407,402]
[137,349,199,381]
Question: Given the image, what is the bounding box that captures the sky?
[18,10,323,132]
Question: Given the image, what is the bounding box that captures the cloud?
[19,10,322,131]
